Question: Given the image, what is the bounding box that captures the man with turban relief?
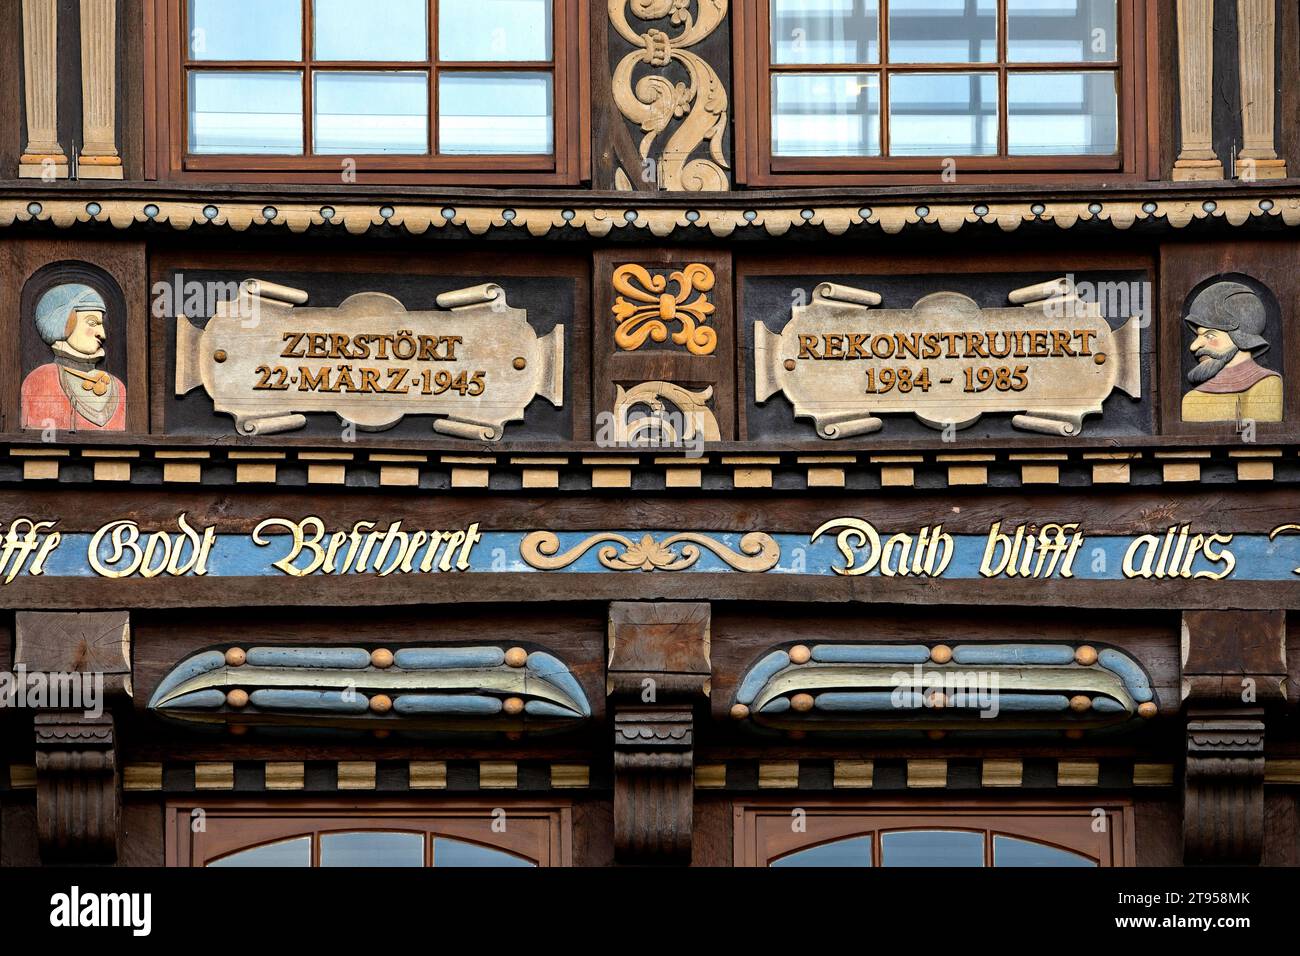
[1181,280,1283,423]
[21,283,126,430]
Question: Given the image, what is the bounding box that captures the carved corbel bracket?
[1183,709,1264,865]
[1179,609,1282,864]
[608,601,710,864]
[34,712,119,862]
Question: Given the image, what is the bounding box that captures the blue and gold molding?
[148,645,590,737]
[731,643,1157,737]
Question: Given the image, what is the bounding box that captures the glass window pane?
[433,837,535,867]
[881,830,985,866]
[1008,0,1117,62]
[888,0,997,63]
[314,0,427,60]
[439,0,553,61]
[772,72,880,156]
[313,71,429,154]
[438,72,553,154]
[994,835,1098,866]
[188,71,304,154]
[1007,70,1117,155]
[771,0,879,65]
[208,836,311,867]
[771,835,873,867]
[188,0,301,61]
[320,831,424,866]
[888,72,997,156]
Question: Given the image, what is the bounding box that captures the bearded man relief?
[1181,280,1283,423]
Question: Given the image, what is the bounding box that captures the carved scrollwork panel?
[608,0,730,191]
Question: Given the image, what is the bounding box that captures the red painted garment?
[1193,357,1280,394]
[20,362,126,431]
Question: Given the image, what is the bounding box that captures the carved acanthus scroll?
[609,0,730,191]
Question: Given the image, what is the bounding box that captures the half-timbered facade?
[1,0,1298,869]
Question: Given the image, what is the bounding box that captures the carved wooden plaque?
[175,279,563,438]
[755,278,1142,438]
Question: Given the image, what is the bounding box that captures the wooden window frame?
[734,801,1135,867]
[144,0,589,185]
[734,0,1159,186]
[165,799,573,866]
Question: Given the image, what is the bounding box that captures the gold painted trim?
[520,530,780,571]
[122,762,163,790]
[4,197,1299,238]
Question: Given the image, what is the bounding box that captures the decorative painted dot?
[1094,352,1107,364]
[1202,200,1217,213]
[505,647,528,668]
[730,703,749,719]
[1142,202,1157,214]
[1069,695,1092,712]
[1031,203,1046,216]
[623,209,638,222]
[320,206,336,220]
[213,349,228,363]
[561,209,576,222]
[27,202,42,216]
[1260,199,1275,211]
[373,729,390,739]
[973,204,989,216]
[229,724,248,736]
[1064,728,1085,740]
[783,359,796,371]
[261,206,278,221]
[144,204,160,219]
[226,689,249,708]
[85,202,102,216]
[858,207,872,218]
[915,205,930,218]
[800,208,815,220]
[791,693,815,712]
[926,729,946,740]
[502,208,516,222]
[370,648,394,669]
[380,205,395,219]
[1088,202,1103,214]
[686,209,700,222]
[369,694,393,714]
[930,645,953,664]
[202,205,219,220]
[743,210,758,222]
[441,207,456,220]
[1074,645,1098,666]
[1138,701,1157,718]
[225,647,246,666]
[789,644,811,665]
[503,697,525,716]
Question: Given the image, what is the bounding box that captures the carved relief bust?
[21,282,127,431]
[1181,280,1283,423]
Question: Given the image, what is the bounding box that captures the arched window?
[740,805,1130,866]
[168,803,568,866]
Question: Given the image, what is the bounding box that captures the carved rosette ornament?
[609,0,730,191]
[34,713,119,862]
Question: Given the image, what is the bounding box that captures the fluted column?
[78,0,123,178]
[18,0,67,179]
[1234,0,1285,179]
[1172,0,1223,181]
